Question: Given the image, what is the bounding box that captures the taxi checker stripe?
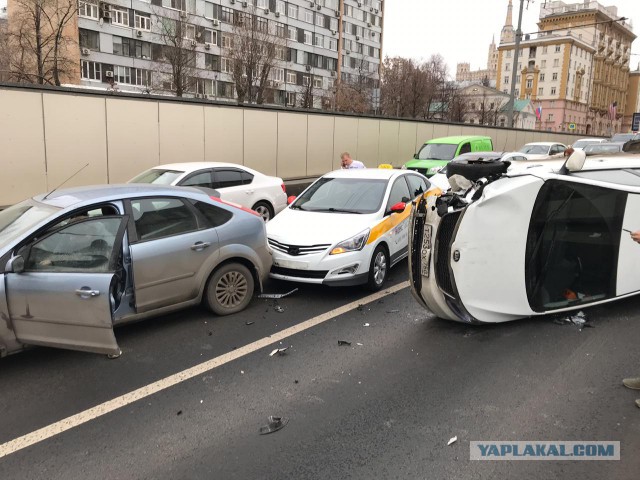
[367,189,441,245]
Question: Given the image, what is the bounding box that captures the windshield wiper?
[290,204,307,211]
[314,208,363,214]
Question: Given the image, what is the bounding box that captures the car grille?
[435,211,461,297]
[268,238,331,256]
[271,266,328,279]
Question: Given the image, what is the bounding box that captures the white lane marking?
[0,281,409,459]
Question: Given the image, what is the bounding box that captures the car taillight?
[210,196,261,217]
[281,183,287,194]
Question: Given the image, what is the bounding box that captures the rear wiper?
[315,208,362,214]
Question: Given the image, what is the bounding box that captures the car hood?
[267,208,379,246]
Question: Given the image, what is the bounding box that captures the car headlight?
[330,229,370,255]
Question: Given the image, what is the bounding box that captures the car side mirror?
[413,153,419,159]
[560,149,587,174]
[8,255,25,274]
[287,195,297,205]
[389,202,407,215]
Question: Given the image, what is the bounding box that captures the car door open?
[4,216,128,355]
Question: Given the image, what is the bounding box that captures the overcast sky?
[384,0,640,75]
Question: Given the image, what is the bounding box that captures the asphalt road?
[1,260,639,479]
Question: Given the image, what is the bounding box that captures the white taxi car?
[267,168,437,290]
[409,142,640,323]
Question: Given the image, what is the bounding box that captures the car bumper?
[269,246,373,286]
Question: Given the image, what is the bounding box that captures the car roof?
[323,168,409,180]
[149,162,259,173]
[424,135,491,145]
[523,142,563,146]
[34,183,209,209]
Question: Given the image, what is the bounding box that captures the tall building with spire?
[496,0,636,135]
[456,35,498,85]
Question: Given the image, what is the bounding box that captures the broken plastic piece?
[245,321,255,326]
[357,343,363,346]
[258,288,298,299]
[274,305,285,313]
[553,311,592,330]
[338,340,351,346]
[448,436,457,446]
[177,410,183,416]
[357,304,364,311]
[269,347,288,356]
[259,416,288,435]
[387,309,399,314]
[363,323,370,327]
[107,349,122,359]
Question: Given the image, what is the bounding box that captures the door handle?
[75,288,100,298]
[191,241,211,251]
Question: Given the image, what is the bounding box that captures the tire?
[204,263,255,316]
[252,201,274,222]
[367,245,389,292]
[446,160,510,182]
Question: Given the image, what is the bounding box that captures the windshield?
[519,145,549,155]
[129,169,184,185]
[0,199,60,250]
[292,178,388,214]
[584,144,621,155]
[416,143,458,161]
[573,140,600,149]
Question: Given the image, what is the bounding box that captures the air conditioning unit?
[230,0,235,3]
[242,1,248,7]
[275,11,280,17]
[305,65,311,71]
[212,19,219,26]
[357,1,362,6]
[81,47,90,55]
[205,43,211,50]
[263,8,269,14]
[375,8,379,13]
[330,70,336,77]
[105,70,114,78]
[371,32,376,37]
[346,49,350,54]
[136,30,143,37]
[316,5,321,10]
[190,40,197,47]
[102,11,112,19]
[367,22,371,27]
[331,29,337,35]
[356,35,360,40]
[180,11,188,19]
[335,10,340,17]
[309,1,314,7]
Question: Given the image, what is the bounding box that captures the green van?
[403,135,494,177]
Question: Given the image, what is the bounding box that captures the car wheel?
[252,201,274,222]
[367,245,389,292]
[205,263,254,316]
[446,160,510,182]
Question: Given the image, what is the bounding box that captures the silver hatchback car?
[0,184,272,358]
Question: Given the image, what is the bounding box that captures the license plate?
[421,225,432,278]
[274,259,309,270]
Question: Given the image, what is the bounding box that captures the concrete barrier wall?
[0,84,585,206]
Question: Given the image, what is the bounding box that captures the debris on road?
[207,331,213,336]
[447,436,457,446]
[176,410,183,416]
[338,340,352,346]
[387,309,399,314]
[269,347,289,356]
[357,343,363,346]
[357,304,364,312]
[552,311,594,331]
[274,305,285,313]
[294,380,299,384]
[259,416,288,435]
[245,321,255,326]
[363,323,370,327]
[258,288,299,299]
[241,370,245,375]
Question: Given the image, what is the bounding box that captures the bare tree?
[225,6,286,105]
[380,56,430,118]
[6,0,77,85]
[153,8,198,97]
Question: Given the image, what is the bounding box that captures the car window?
[459,142,471,155]
[130,169,184,185]
[526,180,626,312]
[0,199,60,250]
[406,175,429,198]
[25,217,122,273]
[214,169,243,189]
[180,171,214,188]
[386,177,411,211]
[131,198,198,241]
[43,205,119,235]
[551,145,564,155]
[417,143,458,161]
[519,145,548,155]
[240,171,254,185]
[191,201,233,228]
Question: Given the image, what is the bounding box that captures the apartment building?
[496,0,636,135]
[73,0,383,107]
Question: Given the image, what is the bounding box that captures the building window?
[541,60,546,68]
[275,0,286,14]
[203,28,216,45]
[504,75,509,84]
[205,1,215,19]
[135,12,151,31]
[315,13,324,27]
[287,26,297,41]
[221,33,233,48]
[272,67,284,82]
[288,4,298,19]
[313,76,322,88]
[221,57,233,73]
[330,18,338,31]
[184,24,196,40]
[516,75,520,83]
[526,79,533,88]
[275,22,285,38]
[78,1,99,19]
[540,73,545,81]
[286,91,296,106]
[114,65,132,84]
[304,31,312,45]
[551,87,556,95]
[111,6,129,27]
[555,45,561,53]
[314,34,323,47]
[553,59,559,68]
[81,60,101,80]
[275,46,286,61]
[79,29,100,50]
[221,7,233,23]
[506,50,512,58]
[304,9,313,23]
[162,0,195,13]
[204,53,219,70]
[538,87,543,95]
[256,18,268,33]
[552,72,558,81]
[505,63,510,71]
[286,71,296,84]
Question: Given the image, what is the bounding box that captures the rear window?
[191,201,233,228]
[417,143,458,161]
[130,169,183,185]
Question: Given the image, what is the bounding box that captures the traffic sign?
[568,123,576,130]
[633,112,640,133]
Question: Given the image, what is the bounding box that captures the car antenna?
[42,163,90,201]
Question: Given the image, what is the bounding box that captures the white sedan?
[267,168,436,290]
[409,144,640,323]
[518,142,567,160]
[129,162,287,221]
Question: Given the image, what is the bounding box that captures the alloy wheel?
[373,251,387,285]
[215,271,249,308]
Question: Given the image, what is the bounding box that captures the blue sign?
[633,112,640,133]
